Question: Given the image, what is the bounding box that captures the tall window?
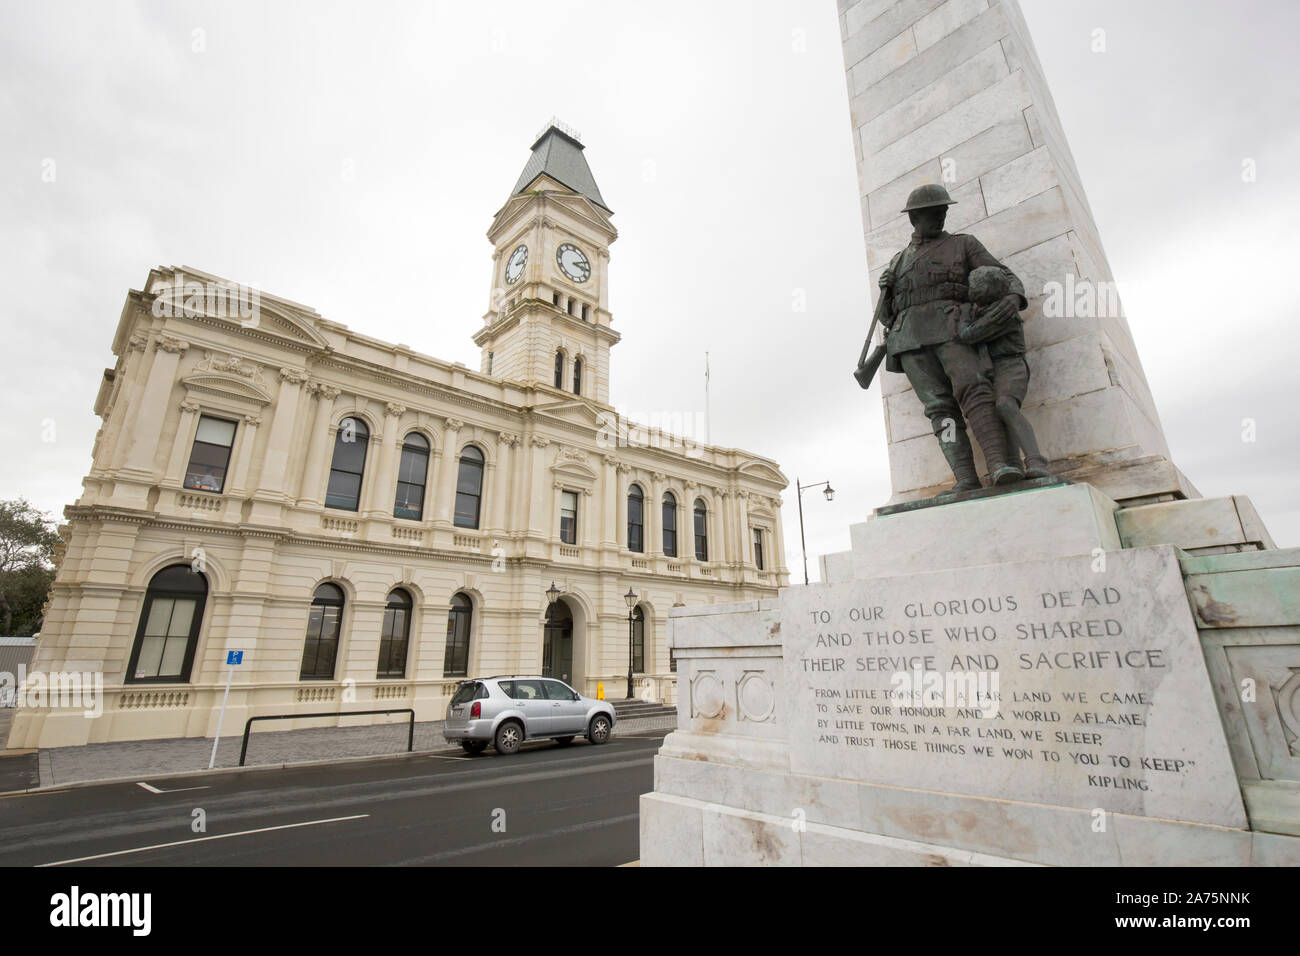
[444,593,472,677]
[377,588,412,679]
[662,492,678,557]
[554,350,564,388]
[560,490,578,544]
[325,417,369,511]
[753,528,765,571]
[453,445,485,529]
[393,433,429,520]
[694,499,708,561]
[300,583,344,680]
[184,415,237,493]
[632,606,645,673]
[127,565,207,683]
[627,484,644,553]
[572,357,583,395]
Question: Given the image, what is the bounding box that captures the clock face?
[504,244,528,284]
[556,243,591,283]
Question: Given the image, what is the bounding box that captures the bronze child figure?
[957,265,1053,480]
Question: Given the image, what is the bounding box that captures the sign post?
[208,650,243,770]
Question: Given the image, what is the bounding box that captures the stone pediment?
[738,459,787,486]
[148,266,331,352]
[181,373,273,406]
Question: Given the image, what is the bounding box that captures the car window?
[511,679,545,700]
[497,681,515,698]
[450,682,480,705]
[543,680,576,700]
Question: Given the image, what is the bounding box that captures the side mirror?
[572,692,581,701]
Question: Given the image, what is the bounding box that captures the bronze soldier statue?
[858,184,1029,498]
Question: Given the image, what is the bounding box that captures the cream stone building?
[9,123,789,749]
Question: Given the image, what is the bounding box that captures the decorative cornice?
[127,333,148,352]
[498,431,521,447]
[529,436,550,448]
[444,418,464,431]
[385,402,407,417]
[279,367,310,385]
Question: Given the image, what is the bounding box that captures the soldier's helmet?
[901,184,958,212]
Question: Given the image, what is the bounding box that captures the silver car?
[443,676,616,755]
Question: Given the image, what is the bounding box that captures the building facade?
[8,124,789,748]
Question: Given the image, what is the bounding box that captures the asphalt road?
[0,731,667,867]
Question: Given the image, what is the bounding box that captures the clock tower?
[474,120,620,405]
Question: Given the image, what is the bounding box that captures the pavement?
[0,711,678,792]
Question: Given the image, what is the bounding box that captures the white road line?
[136,782,210,794]
[39,814,369,866]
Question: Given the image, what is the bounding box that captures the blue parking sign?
[226,651,244,666]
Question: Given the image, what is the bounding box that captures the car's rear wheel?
[461,740,487,755]
[494,721,523,755]
[554,736,575,746]
[587,714,611,745]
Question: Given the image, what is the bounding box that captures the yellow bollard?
[597,682,605,700]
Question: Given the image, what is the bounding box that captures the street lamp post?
[544,582,560,676]
[796,478,835,586]
[623,586,638,700]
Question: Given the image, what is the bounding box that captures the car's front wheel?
[587,714,611,745]
[494,721,523,755]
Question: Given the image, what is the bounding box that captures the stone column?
[601,455,620,550]
[647,472,664,556]
[839,0,1188,505]
[226,414,261,497]
[120,335,187,476]
[489,432,518,534]
[255,368,309,503]
[769,494,788,580]
[296,384,340,508]
[162,400,203,487]
[432,419,464,526]
[525,436,550,538]
[363,402,405,519]
[106,333,151,472]
[580,487,595,549]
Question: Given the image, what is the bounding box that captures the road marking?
[38,814,369,866]
[398,813,639,865]
[137,781,210,794]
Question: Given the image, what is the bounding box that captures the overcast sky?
[2,0,1297,578]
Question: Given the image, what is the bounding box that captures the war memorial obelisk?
[638,0,1300,866]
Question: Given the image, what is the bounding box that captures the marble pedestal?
[640,484,1300,866]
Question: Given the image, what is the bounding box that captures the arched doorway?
[543,600,574,684]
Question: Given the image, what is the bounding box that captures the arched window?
[127,565,207,683]
[454,445,485,529]
[393,433,429,521]
[377,588,412,679]
[300,583,344,680]
[694,498,709,562]
[632,606,645,674]
[572,357,583,395]
[325,417,369,511]
[444,593,473,677]
[627,484,644,553]
[662,491,678,557]
[554,350,565,389]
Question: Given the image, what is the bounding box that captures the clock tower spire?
[474,121,619,405]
